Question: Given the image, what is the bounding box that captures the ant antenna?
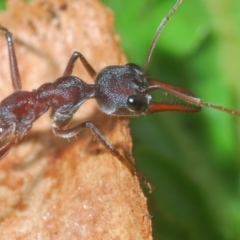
[199,101,240,117]
[143,0,182,74]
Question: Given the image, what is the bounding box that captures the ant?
[0,0,239,191]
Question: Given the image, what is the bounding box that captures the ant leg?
[52,121,152,192]
[0,134,19,160]
[53,121,136,171]
[0,123,15,139]
[0,137,18,160]
[63,51,97,78]
[0,26,22,91]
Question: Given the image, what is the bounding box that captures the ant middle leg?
[0,26,22,91]
[63,51,97,78]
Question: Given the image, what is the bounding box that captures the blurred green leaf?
[0,0,6,11]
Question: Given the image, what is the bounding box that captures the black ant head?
[95,63,204,116]
[95,63,152,116]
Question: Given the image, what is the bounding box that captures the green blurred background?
[102,0,240,239]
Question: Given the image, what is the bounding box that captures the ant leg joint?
[63,51,97,78]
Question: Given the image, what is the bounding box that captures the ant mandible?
[0,0,239,190]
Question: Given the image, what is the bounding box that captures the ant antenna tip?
[143,0,183,74]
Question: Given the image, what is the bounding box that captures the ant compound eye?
[127,95,148,112]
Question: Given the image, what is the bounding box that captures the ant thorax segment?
[95,63,152,116]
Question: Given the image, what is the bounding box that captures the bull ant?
[0,0,239,191]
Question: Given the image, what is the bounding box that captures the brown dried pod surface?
[0,0,152,239]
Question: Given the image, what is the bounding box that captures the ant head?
[95,63,152,116]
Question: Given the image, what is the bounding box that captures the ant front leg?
[52,116,152,191]
[0,117,20,159]
[0,137,19,160]
[52,119,136,172]
[63,51,97,78]
[0,26,22,91]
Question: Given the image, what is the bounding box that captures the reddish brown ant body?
[0,0,239,189]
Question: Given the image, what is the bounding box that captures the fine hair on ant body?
[0,0,239,191]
